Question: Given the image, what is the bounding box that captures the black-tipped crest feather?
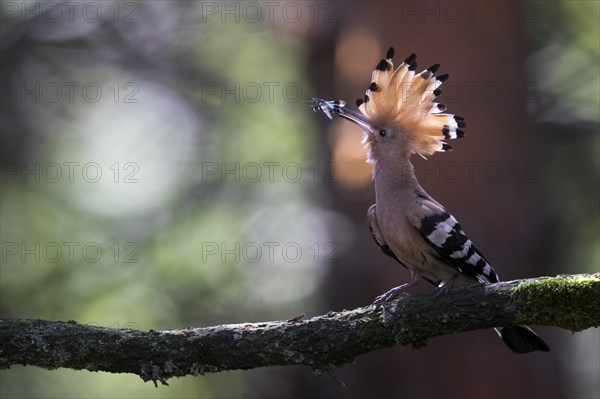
[357,48,466,157]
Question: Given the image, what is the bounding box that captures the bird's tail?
[494,326,550,354]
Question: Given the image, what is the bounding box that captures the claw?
[433,276,456,298]
[373,288,404,304]
[372,281,419,305]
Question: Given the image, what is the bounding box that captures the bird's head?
[330,47,466,163]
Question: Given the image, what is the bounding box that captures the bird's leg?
[433,275,457,297]
[373,279,420,304]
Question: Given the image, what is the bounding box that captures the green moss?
[512,274,600,331]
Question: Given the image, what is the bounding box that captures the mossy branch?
[1,273,598,385]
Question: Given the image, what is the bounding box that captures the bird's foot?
[433,277,456,298]
[373,282,414,305]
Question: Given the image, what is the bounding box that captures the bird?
[311,47,550,354]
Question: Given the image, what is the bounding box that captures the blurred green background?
[0,1,598,398]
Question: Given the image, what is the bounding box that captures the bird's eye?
[379,129,387,137]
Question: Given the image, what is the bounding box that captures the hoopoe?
[312,47,549,354]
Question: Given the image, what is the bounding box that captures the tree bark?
[1,273,598,385]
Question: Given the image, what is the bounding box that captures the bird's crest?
[357,47,466,158]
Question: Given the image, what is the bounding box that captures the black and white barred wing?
[406,199,499,284]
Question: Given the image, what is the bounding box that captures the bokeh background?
[1,1,598,398]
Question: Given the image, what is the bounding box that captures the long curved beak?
[334,106,374,134]
[311,98,373,134]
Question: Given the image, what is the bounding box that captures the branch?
[1,273,599,385]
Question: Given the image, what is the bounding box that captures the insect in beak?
[310,97,373,134]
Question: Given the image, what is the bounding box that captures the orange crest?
[356,47,466,158]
